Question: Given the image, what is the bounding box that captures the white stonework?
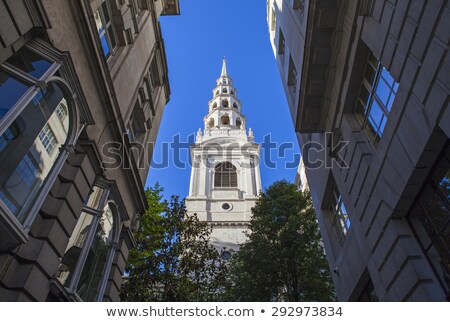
[186,59,262,252]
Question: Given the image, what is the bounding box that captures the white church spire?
[186,59,262,252]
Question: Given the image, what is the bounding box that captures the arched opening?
[222,87,228,93]
[230,89,235,95]
[213,102,217,109]
[209,118,215,128]
[214,162,237,188]
[222,99,229,108]
[221,115,230,126]
[236,118,242,128]
[215,90,219,96]
[233,102,238,109]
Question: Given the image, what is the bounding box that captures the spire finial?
[221,56,227,76]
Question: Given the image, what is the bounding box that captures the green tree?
[120,184,230,301]
[228,180,335,301]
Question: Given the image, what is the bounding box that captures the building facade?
[0,0,179,301]
[186,59,262,252]
[268,0,449,301]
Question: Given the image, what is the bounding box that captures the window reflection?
[6,46,52,79]
[77,203,115,301]
[354,51,399,146]
[0,82,70,222]
[0,70,30,119]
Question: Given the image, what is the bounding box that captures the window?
[233,102,238,109]
[130,0,142,33]
[222,99,229,108]
[236,118,242,128]
[357,276,379,301]
[222,87,228,93]
[293,0,305,15]
[287,56,298,98]
[278,29,285,63]
[94,1,118,58]
[330,185,351,246]
[214,162,238,188]
[354,51,399,145]
[213,102,218,109]
[149,56,161,89]
[55,185,119,301]
[408,143,450,295]
[0,44,73,226]
[209,119,215,128]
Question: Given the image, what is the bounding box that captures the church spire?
[221,56,227,77]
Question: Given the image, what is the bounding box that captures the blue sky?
[145,0,300,199]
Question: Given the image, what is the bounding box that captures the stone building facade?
[0,0,179,301]
[268,0,449,301]
[186,59,262,252]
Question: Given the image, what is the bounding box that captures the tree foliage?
[120,184,229,301]
[228,180,335,301]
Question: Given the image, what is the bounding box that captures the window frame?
[0,39,85,250]
[95,0,119,59]
[56,180,122,301]
[354,51,399,146]
[329,185,351,246]
[214,162,238,188]
[287,55,298,98]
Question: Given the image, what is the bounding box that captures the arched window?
[230,89,235,95]
[222,99,229,108]
[215,90,219,96]
[0,43,76,228]
[213,102,217,109]
[233,102,238,109]
[209,118,215,128]
[236,118,242,128]
[55,184,120,301]
[214,162,237,188]
[222,87,228,93]
[221,115,230,126]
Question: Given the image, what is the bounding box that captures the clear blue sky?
[145,0,300,199]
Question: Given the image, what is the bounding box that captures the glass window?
[6,46,52,79]
[354,51,399,145]
[0,70,30,119]
[293,0,305,14]
[95,1,118,58]
[330,186,351,246]
[78,203,115,301]
[149,57,160,88]
[408,143,450,294]
[288,56,298,98]
[0,46,71,224]
[278,29,285,55]
[214,162,238,188]
[56,186,118,302]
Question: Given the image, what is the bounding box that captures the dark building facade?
[268,0,449,300]
[0,0,179,301]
